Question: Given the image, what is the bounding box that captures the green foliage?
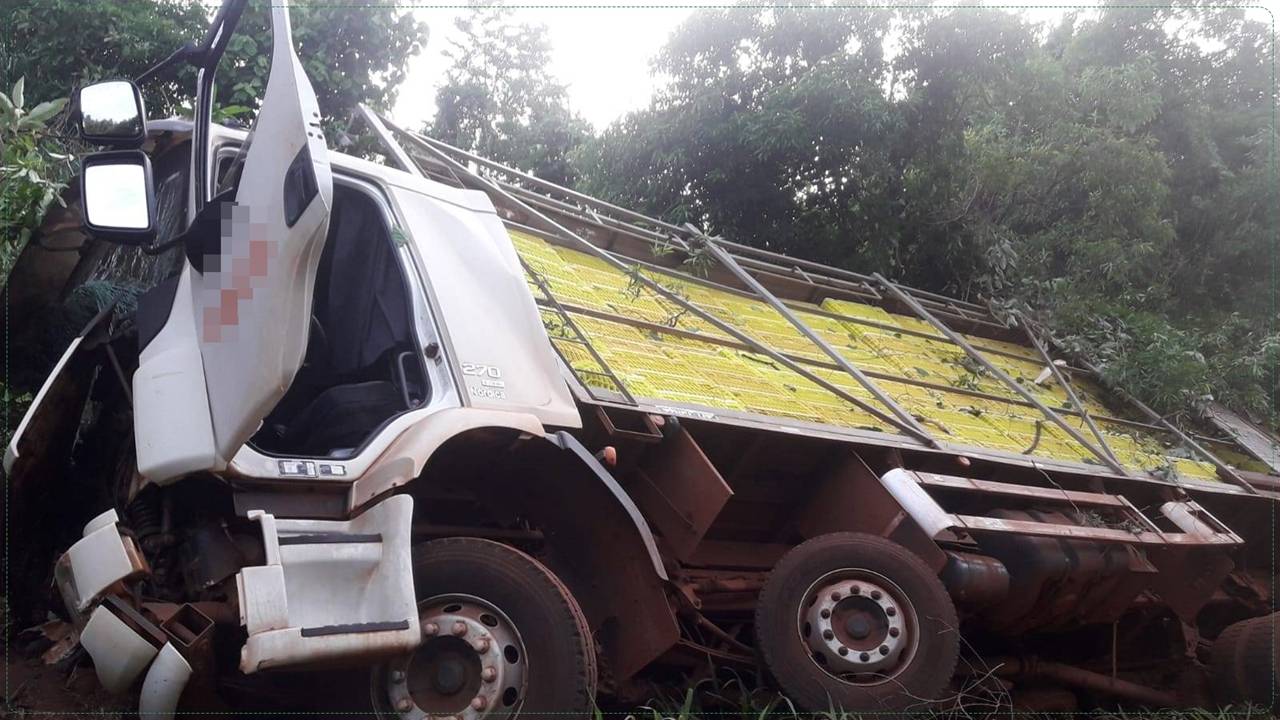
[576,5,901,268]
[216,0,428,140]
[0,77,74,278]
[576,4,1277,422]
[0,0,208,116]
[1,0,426,139]
[429,3,590,186]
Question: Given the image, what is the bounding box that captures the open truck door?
[133,0,333,481]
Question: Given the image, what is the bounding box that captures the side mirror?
[78,80,147,146]
[80,150,157,245]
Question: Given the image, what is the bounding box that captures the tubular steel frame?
[381,118,937,446]
[874,274,1130,476]
[1019,323,1127,473]
[374,114,1261,491]
[698,235,940,448]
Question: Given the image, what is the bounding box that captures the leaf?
[11,77,24,109]
[21,97,67,127]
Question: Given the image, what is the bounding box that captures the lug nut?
[889,627,900,638]
[870,590,882,600]
[452,621,469,636]
[879,644,890,655]
[481,667,497,682]
[885,606,896,617]
[396,697,413,712]
[849,585,860,595]
[471,696,489,711]
[837,646,849,656]
[820,608,831,619]
[473,637,491,653]
[859,652,870,661]
[423,622,439,636]
[829,591,841,601]
[822,629,834,641]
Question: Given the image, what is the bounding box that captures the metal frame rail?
[874,274,1131,476]
[524,261,639,406]
[400,130,1007,334]
[698,234,940,448]
[882,468,1243,547]
[1019,323,1127,473]
[1034,328,1259,495]
[379,117,937,446]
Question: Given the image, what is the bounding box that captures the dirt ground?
[2,635,393,719]
[3,649,129,718]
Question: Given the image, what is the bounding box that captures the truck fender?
[345,407,548,510]
[482,431,680,681]
[545,431,668,580]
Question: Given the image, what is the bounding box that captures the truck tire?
[372,537,597,720]
[1210,612,1278,709]
[754,532,959,713]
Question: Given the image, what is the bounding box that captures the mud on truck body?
[4,1,1277,716]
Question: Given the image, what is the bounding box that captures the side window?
[248,183,427,459]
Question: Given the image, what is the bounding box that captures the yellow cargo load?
[510,229,1224,483]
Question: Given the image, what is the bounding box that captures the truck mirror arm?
[133,0,250,87]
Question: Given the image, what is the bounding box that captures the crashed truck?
[4,1,1278,716]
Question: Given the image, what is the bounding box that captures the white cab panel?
[388,179,580,430]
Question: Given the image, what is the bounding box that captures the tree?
[0,0,208,116]
[429,4,589,186]
[575,4,900,268]
[1,0,427,134]
[576,3,1277,417]
[216,0,428,132]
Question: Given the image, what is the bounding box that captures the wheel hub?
[383,595,528,720]
[799,571,916,681]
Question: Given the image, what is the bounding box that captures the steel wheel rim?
[377,594,529,720]
[796,568,920,686]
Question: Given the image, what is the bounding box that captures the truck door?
[196,4,333,460]
[133,2,333,480]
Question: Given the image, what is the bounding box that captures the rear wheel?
[1210,612,1278,709]
[755,533,959,713]
[372,537,597,720]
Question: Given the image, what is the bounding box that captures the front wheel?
[754,532,960,713]
[372,537,597,720]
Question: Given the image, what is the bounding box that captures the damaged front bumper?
[56,494,420,717]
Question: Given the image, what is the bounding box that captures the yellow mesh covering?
[512,230,1222,482]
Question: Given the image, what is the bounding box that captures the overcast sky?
[393,5,697,131]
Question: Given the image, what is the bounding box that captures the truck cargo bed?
[508,227,1267,489]
[385,120,1279,499]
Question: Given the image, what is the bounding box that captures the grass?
[627,691,1274,720]
[610,665,1275,720]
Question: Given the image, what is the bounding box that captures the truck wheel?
[1210,612,1278,709]
[372,537,597,719]
[754,532,959,712]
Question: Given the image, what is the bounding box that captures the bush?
[0,77,74,279]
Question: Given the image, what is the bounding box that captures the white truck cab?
[7,3,629,717]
